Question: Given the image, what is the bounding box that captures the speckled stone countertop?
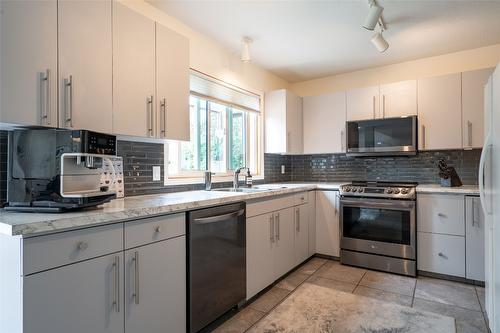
[0,182,478,237]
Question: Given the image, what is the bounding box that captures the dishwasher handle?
[193,209,245,224]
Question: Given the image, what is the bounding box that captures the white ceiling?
[148,0,500,83]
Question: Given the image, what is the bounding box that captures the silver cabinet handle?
[472,199,479,227]
[132,251,139,305]
[296,208,301,232]
[154,226,161,233]
[340,130,345,152]
[64,75,73,127]
[270,215,275,243]
[39,69,51,125]
[437,213,446,218]
[372,95,376,119]
[160,98,166,137]
[147,95,154,136]
[113,256,120,312]
[275,213,280,241]
[438,252,448,259]
[287,132,291,153]
[468,121,473,147]
[382,94,386,118]
[421,125,426,149]
[77,241,88,251]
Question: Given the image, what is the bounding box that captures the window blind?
[190,72,261,113]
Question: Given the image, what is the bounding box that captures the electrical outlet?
[153,166,161,181]
[281,165,285,174]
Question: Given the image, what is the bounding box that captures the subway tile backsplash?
[0,129,481,204]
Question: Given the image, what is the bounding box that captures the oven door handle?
[340,198,415,210]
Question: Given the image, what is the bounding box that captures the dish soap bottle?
[245,169,253,188]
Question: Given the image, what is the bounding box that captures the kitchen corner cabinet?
[112,2,156,137]
[465,196,485,281]
[462,68,494,149]
[379,80,417,118]
[156,23,190,141]
[346,85,379,121]
[315,190,340,257]
[303,92,347,154]
[0,0,58,127]
[418,73,462,150]
[307,191,317,256]
[294,204,310,265]
[58,0,113,133]
[265,89,303,154]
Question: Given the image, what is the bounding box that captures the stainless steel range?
[339,181,417,277]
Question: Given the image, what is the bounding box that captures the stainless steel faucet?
[233,167,248,189]
[205,171,214,191]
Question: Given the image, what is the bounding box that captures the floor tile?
[313,261,367,284]
[414,277,482,311]
[413,297,488,333]
[359,270,416,296]
[305,275,357,293]
[296,257,327,275]
[275,271,310,291]
[353,285,413,307]
[212,307,266,333]
[248,287,290,313]
[476,287,486,313]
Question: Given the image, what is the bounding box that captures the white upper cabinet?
[462,68,494,149]
[303,92,346,154]
[112,2,155,138]
[346,85,379,121]
[156,23,190,141]
[265,89,303,154]
[418,73,462,150]
[379,80,417,118]
[0,0,57,127]
[58,0,113,133]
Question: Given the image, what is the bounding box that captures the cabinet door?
[346,85,379,121]
[286,91,303,154]
[418,73,462,150]
[156,23,190,141]
[113,2,155,137]
[125,236,186,333]
[23,253,124,333]
[417,232,465,277]
[265,89,287,153]
[0,0,57,127]
[316,191,340,257]
[303,92,347,154]
[58,0,113,133]
[308,191,317,256]
[465,197,485,281]
[294,205,309,265]
[274,207,295,278]
[379,80,417,118]
[246,213,275,299]
[417,194,465,236]
[462,68,493,149]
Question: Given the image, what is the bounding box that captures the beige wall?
[119,0,289,95]
[291,44,500,97]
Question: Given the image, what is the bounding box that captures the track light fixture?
[371,30,389,53]
[363,1,384,30]
[241,37,252,62]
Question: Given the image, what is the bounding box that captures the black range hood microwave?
[346,115,418,157]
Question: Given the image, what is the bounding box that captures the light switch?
[153,166,161,181]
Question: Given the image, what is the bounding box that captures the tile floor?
[213,257,489,333]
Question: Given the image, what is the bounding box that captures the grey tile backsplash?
[0,129,481,204]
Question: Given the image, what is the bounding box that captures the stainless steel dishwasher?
[187,202,246,333]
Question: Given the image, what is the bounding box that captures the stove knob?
[394,189,400,195]
[386,189,393,194]
[344,187,351,192]
[358,188,364,193]
[352,188,358,192]
[401,189,409,195]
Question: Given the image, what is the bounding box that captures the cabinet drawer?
[294,192,308,206]
[417,194,465,236]
[124,213,185,249]
[246,194,295,218]
[23,223,123,275]
[417,232,465,277]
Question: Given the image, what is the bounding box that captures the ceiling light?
[241,37,252,62]
[363,1,384,30]
[371,31,389,53]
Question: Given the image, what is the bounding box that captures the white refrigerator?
[481,63,500,332]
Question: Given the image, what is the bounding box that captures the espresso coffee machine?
[6,129,122,212]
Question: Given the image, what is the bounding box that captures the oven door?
[340,197,416,260]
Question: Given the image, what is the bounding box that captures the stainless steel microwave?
[346,115,417,156]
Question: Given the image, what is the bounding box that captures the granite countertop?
[0,182,478,237]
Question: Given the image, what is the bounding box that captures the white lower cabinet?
[315,190,340,257]
[307,191,317,256]
[125,236,186,333]
[465,196,485,281]
[24,253,124,333]
[417,232,465,278]
[294,205,309,266]
[273,208,296,278]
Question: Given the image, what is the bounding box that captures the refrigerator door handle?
[479,138,493,216]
